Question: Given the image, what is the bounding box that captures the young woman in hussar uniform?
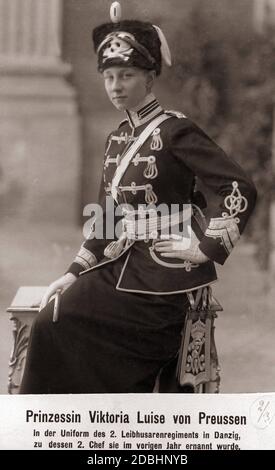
[20,2,256,394]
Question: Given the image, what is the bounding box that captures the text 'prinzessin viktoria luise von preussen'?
[25,409,247,426]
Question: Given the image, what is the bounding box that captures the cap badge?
[102,32,134,63]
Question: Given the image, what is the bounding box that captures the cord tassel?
[150,128,163,151]
[104,233,129,259]
[145,184,158,204]
[143,156,158,179]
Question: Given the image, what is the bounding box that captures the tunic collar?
[125,93,163,128]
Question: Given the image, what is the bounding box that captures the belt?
[104,206,191,259]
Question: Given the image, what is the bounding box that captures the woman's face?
[103,66,155,111]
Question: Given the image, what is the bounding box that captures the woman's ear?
[146,70,156,92]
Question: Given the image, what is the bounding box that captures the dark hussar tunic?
[20,96,257,394]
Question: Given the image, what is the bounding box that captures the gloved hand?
[39,272,77,312]
[154,227,209,264]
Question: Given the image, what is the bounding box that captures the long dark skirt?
[20,257,190,394]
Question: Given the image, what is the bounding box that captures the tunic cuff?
[66,246,98,276]
[65,262,85,277]
[199,238,228,266]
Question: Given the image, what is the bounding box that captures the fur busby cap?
[92,20,162,76]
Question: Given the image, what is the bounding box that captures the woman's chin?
[112,102,127,111]
[111,97,129,111]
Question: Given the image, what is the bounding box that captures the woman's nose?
[111,78,123,92]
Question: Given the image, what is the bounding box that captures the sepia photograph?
[0,0,275,452]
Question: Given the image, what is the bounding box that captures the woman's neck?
[125,93,163,128]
